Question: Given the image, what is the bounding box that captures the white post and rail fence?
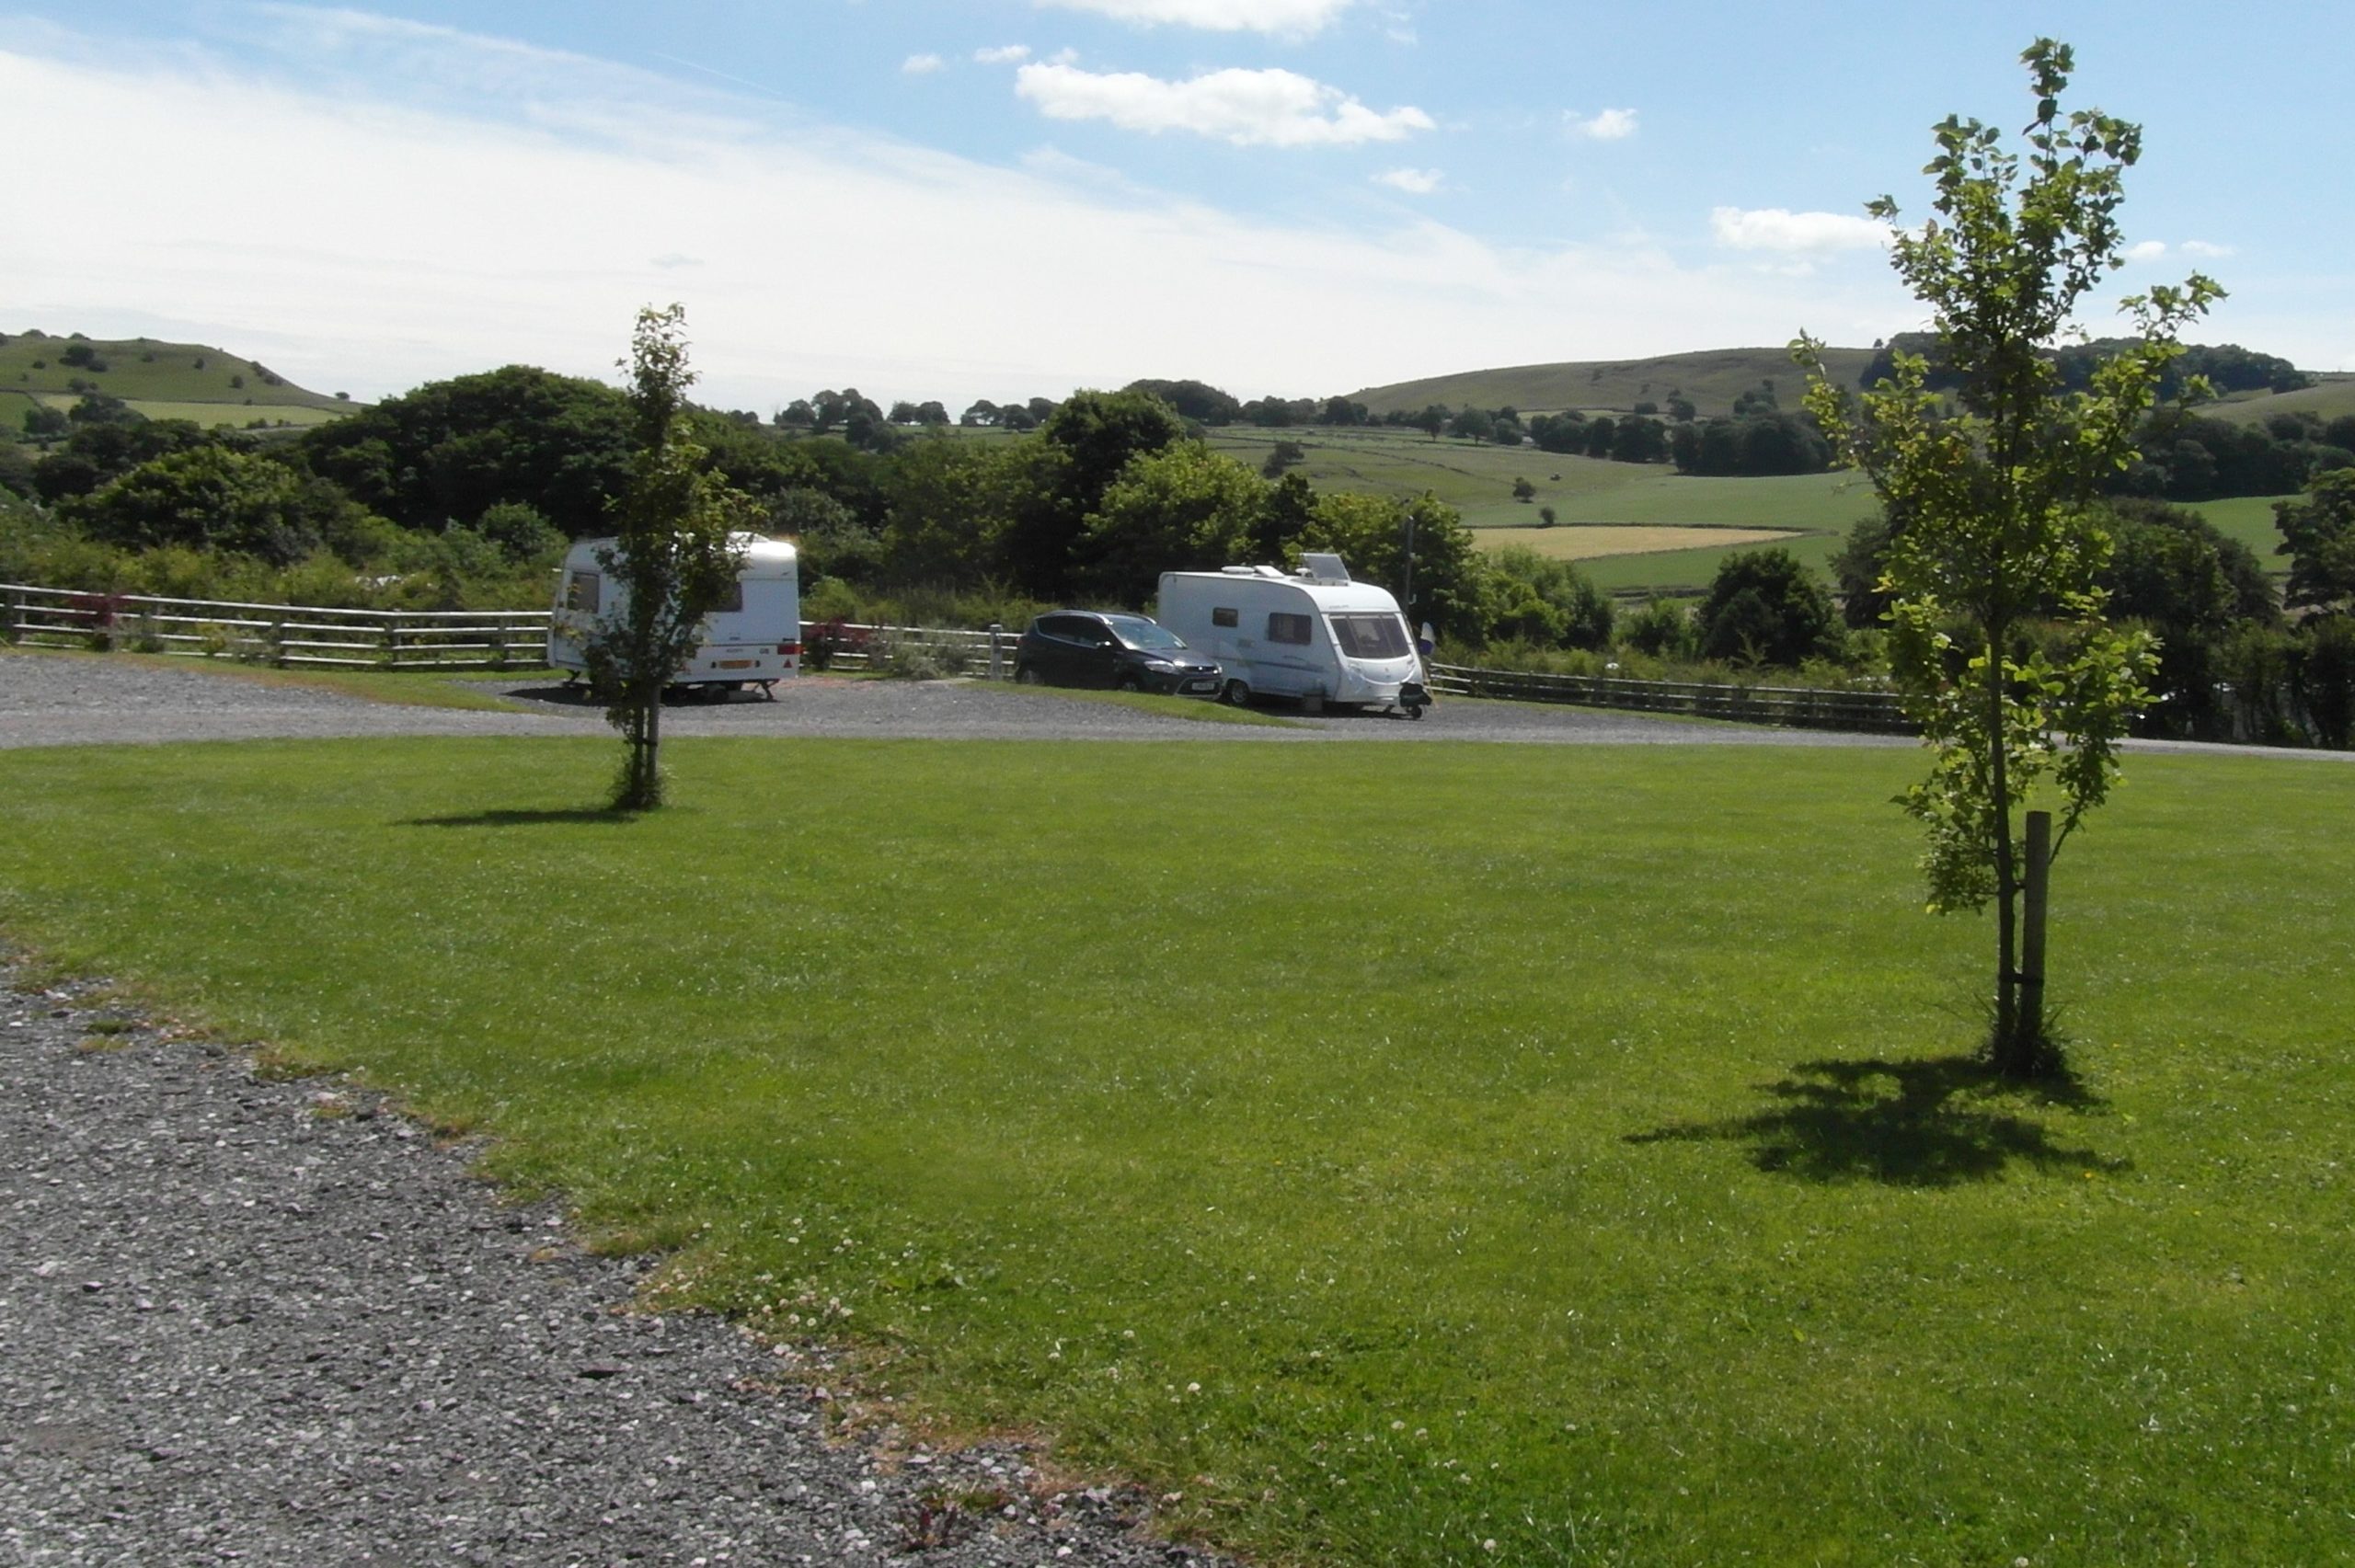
[1,580,1911,736]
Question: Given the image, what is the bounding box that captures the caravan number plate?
[714,658,755,670]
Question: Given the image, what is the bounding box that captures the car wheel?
[1016,664,1043,685]
[1115,674,1143,692]
[1223,679,1251,707]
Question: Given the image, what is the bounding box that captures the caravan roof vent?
[1297,552,1351,584]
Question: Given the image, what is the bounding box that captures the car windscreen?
[1109,619,1189,652]
[1327,612,1411,659]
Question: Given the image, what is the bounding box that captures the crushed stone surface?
[0,964,1226,1567]
[0,647,1908,750]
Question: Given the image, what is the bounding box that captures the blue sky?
[6,1,2348,413]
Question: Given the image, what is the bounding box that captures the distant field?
[0,331,350,411]
[1205,427,1874,532]
[2189,372,2355,427]
[1477,524,1800,563]
[1575,530,1845,595]
[1349,345,1880,419]
[2186,493,2294,564]
[39,396,350,429]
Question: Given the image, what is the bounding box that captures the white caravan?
[547,534,801,695]
[1156,554,1430,716]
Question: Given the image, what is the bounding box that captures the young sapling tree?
[1795,40,2220,1077]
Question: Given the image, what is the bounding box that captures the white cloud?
[0,25,1947,412]
[2182,240,2235,258]
[974,44,1032,64]
[1565,108,1637,142]
[1032,0,1358,36]
[1710,206,1890,256]
[1015,62,1430,147]
[1375,167,1441,195]
[2122,238,2167,262]
[901,52,945,74]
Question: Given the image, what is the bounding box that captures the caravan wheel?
[1222,679,1252,708]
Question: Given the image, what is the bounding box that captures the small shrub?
[867,628,957,680]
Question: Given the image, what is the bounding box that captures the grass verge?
[0,737,2349,1565]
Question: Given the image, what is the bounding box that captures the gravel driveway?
[0,965,1217,1567]
[0,648,1907,750]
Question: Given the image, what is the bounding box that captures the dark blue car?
[1014,612,1223,696]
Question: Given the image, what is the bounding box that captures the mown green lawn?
[2,737,2349,1565]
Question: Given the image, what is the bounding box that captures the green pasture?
[1565,530,1844,596]
[0,333,349,409]
[2184,493,2295,567]
[1349,346,1880,419]
[2191,372,2355,427]
[1205,427,1873,534]
[95,398,348,429]
[2,732,2350,1566]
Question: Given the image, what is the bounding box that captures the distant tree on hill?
[66,445,331,564]
[21,406,68,440]
[296,363,635,538]
[1082,443,1265,602]
[2277,467,2355,615]
[1696,548,1838,668]
[66,394,143,429]
[1125,379,1242,425]
[1262,439,1306,478]
[1483,545,1613,650]
[998,388,1190,600]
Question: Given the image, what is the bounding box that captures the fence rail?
[1,582,552,670]
[1428,660,1913,735]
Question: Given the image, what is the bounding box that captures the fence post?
[2,588,19,645]
[989,623,1005,681]
[271,617,287,667]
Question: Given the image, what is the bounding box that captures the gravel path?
[0,648,1908,750]
[0,963,1219,1567]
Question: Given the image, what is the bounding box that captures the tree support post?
[2020,809,2052,1043]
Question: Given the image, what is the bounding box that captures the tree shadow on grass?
[400,807,638,829]
[1626,1054,2123,1187]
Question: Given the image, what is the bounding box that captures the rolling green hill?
[1349,345,1881,418]
[2180,372,2355,427]
[1,329,356,429]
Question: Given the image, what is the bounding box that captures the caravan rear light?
[779,641,803,656]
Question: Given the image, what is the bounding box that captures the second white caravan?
[1156,554,1430,716]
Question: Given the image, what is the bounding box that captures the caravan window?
[710,578,744,614]
[1328,612,1410,659]
[566,571,600,612]
[1211,607,1238,628]
[1268,612,1312,646]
